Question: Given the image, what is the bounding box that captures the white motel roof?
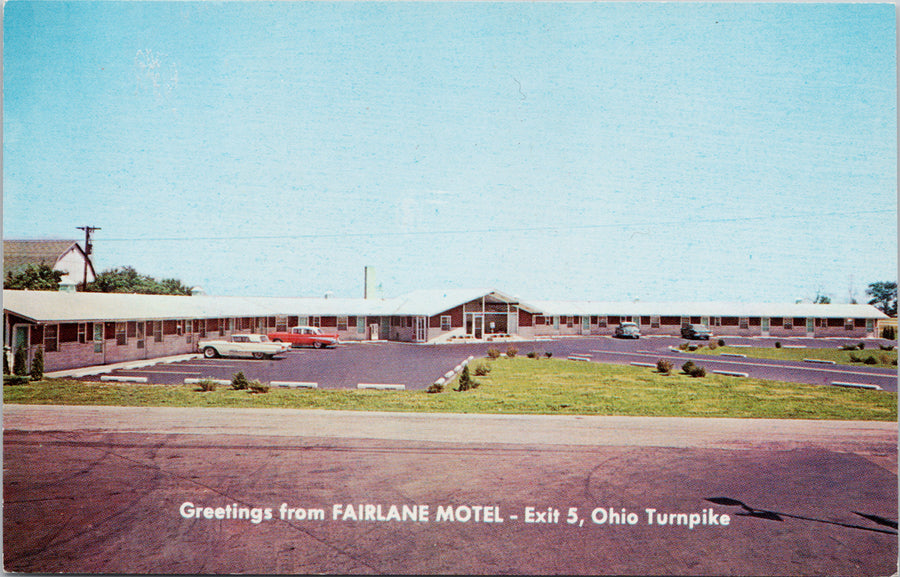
[2,289,889,323]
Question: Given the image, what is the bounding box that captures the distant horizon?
[4,2,896,304]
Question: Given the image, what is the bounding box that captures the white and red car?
[267,326,340,349]
[198,333,291,359]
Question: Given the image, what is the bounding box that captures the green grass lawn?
[686,343,898,367]
[4,357,896,421]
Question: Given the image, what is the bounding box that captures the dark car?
[681,324,712,340]
[614,322,641,339]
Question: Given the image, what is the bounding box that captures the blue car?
[681,324,712,340]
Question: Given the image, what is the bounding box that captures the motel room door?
[466,313,484,339]
[415,317,427,342]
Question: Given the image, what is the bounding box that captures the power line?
[96,209,895,243]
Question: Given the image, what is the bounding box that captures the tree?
[86,266,191,295]
[866,281,898,317]
[30,346,44,381]
[4,263,65,290]
[13,347,28,377]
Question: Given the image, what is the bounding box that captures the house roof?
[525,299,890,320]
[2,289,889,324]
[3,240,85,278]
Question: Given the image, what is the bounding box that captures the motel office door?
[465,314,484,339]
[415,317,426,342]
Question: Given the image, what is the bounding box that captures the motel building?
[2,288,890,373]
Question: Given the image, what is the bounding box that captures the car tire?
[203,347,218,359]
[313,342,323,349]
[252,352,265,359]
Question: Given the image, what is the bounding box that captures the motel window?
[845,318,854,331]
[44,324,58,353]
[153,321,163,342]
[176,320,184,336]
[441,316,451,331]
[59,323,78,343]
[739,318,749,330]
[681,316,690,327]
[297,317,308,328]
[137,322,146,349]
[78,322,90,344]
[198,319,207,338]
[567,316,574,328]
[310,317,321,328]
[186,320,194,343]
[276,316,288,332]
[783,318,792,330]
[116,322,127,346]
[867,319,874,333]
[651,316,660,328]
[598,316,607,328]
[338,316,348,331]
[713,317,721,327]
[357,316,366,334]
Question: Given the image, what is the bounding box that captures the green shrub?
[879,344,895,351]
[879,354,891,365]
[426,382,444,394]
[248,379,270,394]
[544,352,553,358]
[863,355,878,365]
[708,342,718,350]
[30,346,44,381]
[848,353,862,363]
[506,346,518,358]
[13,347,27,377]
[231,371,249,390]
[526,351,539,359]
[774,342,782,349]
[688,365,707,378]
[456,366,474,391]
[881,326,896,340]
[678,343,689,351]
[717,339,725,347]
[687,344,699,351]
[841,344,859,351]
[4,375,29,386]
[656,359,673,374]
[681,361,696,374]
[487,348,501,360]
[893,359,898,366]
[196,378,218,392]
[473,363,491,376]
[858,342,866,350]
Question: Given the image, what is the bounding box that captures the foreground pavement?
[4,405,897,575]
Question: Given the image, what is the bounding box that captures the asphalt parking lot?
[4,405,896,575]
[88,336,898,392]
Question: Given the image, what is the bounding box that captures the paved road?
[4,405,896,575]
[89,336,898,391]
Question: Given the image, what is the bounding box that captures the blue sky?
[3,2,896,303]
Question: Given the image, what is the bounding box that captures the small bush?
[879,344,895,351]
[881,326,896,340]
[456,366,473,392]
[473,363,491,376]
[841,344,859,351]
[248,379,270,393]
[863,355,878,365]
[30,346,44,381]
[893,359,898,366]
[687,344,699,351]
[678,343,689,351]
[13,347,27,377]
[196,378,218,392]
[688,365,707,378]
[506,346,518,358]
[656,359,673,374]
[681,361,696,374]
[848,353,862,363]
[879,353,891,365]
[858,342,866,350]
[231,371,249,390]
[4,375,29,386]
[774,342,782,349]
[717,339,726,347]
[426,382,444,393]
[708,342,718,350]
[544,352,553,358]
[526,351,539,359]
[487,348,501,360]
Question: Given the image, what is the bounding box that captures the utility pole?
[76,226,101,290]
